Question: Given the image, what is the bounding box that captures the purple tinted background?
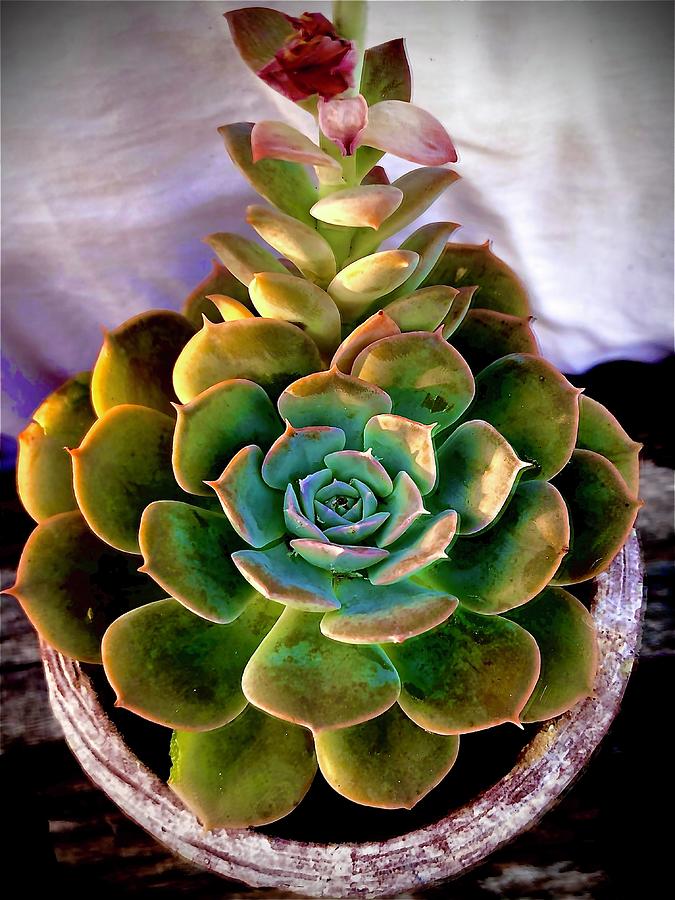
[2,1,673,441]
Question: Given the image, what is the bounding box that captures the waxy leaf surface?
[209,445,285,549]
[232,543,339,611]
[506,587,597,722]
[249,272,341,355]
[363,414,437,495]
[173,318,321,403]
[328,250,419,321]
[173,379,282,495]
[349,168,459,260]
[247,205,337,285]
[262,425,346,489]
[72,405,186,554]
[242,608,400,731]
[91,312,195,417]
[369,510,459,585]
[17,372,95,522]
[139,501,258,624]
[181,260,250,328]
[311,185,403,229]
[385,222,460,301]
[218,123,316,225]
[384,285,458,333]
[424,242,531,317]
[576,395,641,496]
[278,368,392,450]
[204,232,287,287]
[553,449,641,584]
[460,354,580,481]
[425,481,570,614]
[323,577,457,644]
[8,511,162,663]
[102,596,280,731]
[433,420,531,534]
[170,705,316,829]
[224,7,294,72]
[353,331,474,430]
[331,310,400,373]
[451,310,539,373]
[386,607,541,734]
[315,704,459,809]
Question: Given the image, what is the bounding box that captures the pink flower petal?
[360,100,458,165]
[318,94,369,157]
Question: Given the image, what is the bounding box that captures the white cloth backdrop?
[2,0,673,437]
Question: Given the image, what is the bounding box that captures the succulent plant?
[7,3,642,830]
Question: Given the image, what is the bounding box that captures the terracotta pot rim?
[42,532,643,898]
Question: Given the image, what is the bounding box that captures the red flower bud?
[257,11,356,102]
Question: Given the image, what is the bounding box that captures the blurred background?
[2,1,673,896]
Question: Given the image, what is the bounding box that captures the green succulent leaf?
[440,285,478,338]
[91,312,196,417]
[328,250,420,322]
[72,405,187,554]
[356,38,413,179]
[246,205,337,285]
[360,38,412,106]
[576,395,641,496]
[432,420,532,534]
[204,232,288,288]
[181,260,251,328]
[139,501,258,624]
[423,481,570,614]
[310,185,403,229]
[249,272,341,356]
[331,310,400,373]
[172,379,282,496]
[450,310,539,373]
[315,704,459,810]
[284,483,327,541]
[423,241,531,317]
[324,448,394,496]
[323,577,457,644]
[173,318,322,404]
[208,445,285,549]
[6,511,162,664]
[374,471,428,547]
[383,285,458,333]
[169,705,316,830]
[353,331,475,430]
[17,372,95,523]
[224,7,294,73]
[363,413,437,494]
[102,596,280,731]
[290,539,389,573]
[232,543,340,612]
[458,353,580,480]
[218,123,316,225]
[386,606,541,734]
[505,587,598,722]
[261,424,346,489]
[552,449,641,584]
[349,168,460,260]
[278,368,392,450]
[385,223,460,301]
[242,608,401,732]
[368,510,459,586]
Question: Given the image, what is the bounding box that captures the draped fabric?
[2,0,672,437]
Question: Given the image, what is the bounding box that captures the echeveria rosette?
[5,2,644,833]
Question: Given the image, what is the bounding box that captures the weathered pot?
[41,532,643,898]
